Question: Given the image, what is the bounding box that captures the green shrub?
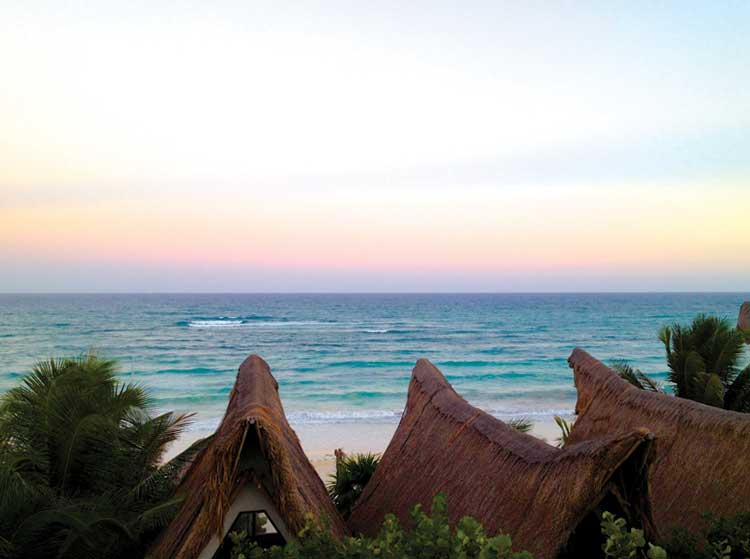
[705,513,749,559]
[230,498,681,559]
[665,512,750,559]
[600,511,667,559]
[230,494,534,559]
[229,507,750,559]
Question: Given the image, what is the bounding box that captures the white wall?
[197,483,291,559]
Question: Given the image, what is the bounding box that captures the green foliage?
[507,418,533,434]
[600,512,667,559]
[665,512,750,559]
[660,315,748,409]
[615,314,750,411]
[553,415,573,448]
[327,451,380,518]
[230,494,534,559]
[724,365,750,413]
[611,361,664,393]
[0,354,193,559]
[706,511,750,558]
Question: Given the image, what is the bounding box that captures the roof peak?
[236,354,278,391]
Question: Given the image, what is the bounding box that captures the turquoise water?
[0,294,746,433]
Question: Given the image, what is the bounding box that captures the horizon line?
[0,291,747,296]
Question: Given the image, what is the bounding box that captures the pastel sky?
[2,1,749,292]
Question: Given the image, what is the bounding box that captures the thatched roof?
[150,355,346,559]
[348,359,655,559]
[568,348,750,535]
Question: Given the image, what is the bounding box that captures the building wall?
[197,483,291,559]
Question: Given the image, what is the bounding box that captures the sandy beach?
[165,418,565,481]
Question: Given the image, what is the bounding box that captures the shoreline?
[164,417,565,481]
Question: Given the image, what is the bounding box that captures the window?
[213,510,286,559]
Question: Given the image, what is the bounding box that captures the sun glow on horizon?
[1,1,749,292]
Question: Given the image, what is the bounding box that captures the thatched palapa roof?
[348,359,655,559]
[151,355,346,559]
[568,348,750,535]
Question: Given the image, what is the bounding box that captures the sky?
[1,1,749,292]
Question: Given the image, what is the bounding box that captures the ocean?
[0,293,746,437]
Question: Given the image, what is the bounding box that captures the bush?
[665,512,750,559]
[230,493,534,559]
[600,512,666,559]
[230,496,674,559]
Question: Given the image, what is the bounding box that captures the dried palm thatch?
[150,355,346,559]
[568,348,750,535]
[348,359,656,559]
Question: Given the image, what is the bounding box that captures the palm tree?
[660,315,749,410]
[0,355,192,559]
[614,315,750,412]
[611,361,663,393]
[327,450,380,519]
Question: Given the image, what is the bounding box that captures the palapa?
[150,355,346,559]
[348,359,655,559]
[568,348,750,535]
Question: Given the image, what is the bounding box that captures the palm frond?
[612,361,643,388]
[691,373,725,408]
[553,415,573,448]
[658,325,672,357]
[725,365,750,412]
[0,353,191,558]
[657,314,750,407]
[128,496,186,536]
[611,361,663,393]
[123,411,194,468]
[507,418,533,433]
[327,451,380,518]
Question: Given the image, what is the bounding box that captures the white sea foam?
[182,407,573,431]
[188,320,244,328]
[187,319,339,329]
[286,409,403,424]
[486,408,574,419]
